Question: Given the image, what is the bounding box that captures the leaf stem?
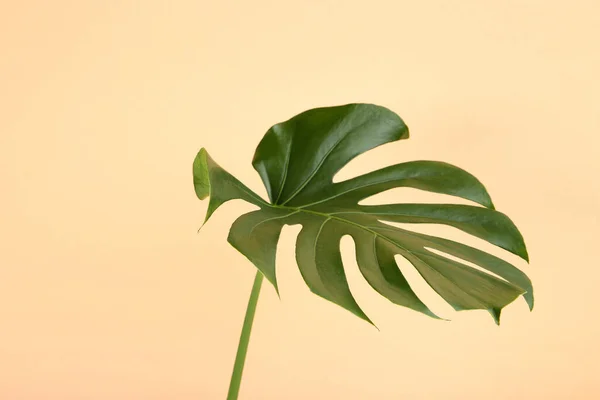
[227,271,264,400]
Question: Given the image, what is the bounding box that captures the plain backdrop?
[1,1,599,399]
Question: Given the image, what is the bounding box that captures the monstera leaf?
[193,103,533,325]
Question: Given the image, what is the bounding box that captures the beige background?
[1,1,599,399]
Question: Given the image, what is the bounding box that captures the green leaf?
[193,103,533,325]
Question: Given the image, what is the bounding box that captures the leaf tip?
[522,246,530,263]
[400,124,410,140]
[361,314,379,330]
[432,313,449,322]
[270,278,280,297]
[484,196,495,210]
[489,307,502,325]
[345,303,376,328]
[524,291,535,311]
[196,217,209,233]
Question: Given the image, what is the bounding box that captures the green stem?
[227,271,264,400]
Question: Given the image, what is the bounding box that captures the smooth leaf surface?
[193,103,533,325]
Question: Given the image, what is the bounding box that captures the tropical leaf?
[193,103,533,325]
